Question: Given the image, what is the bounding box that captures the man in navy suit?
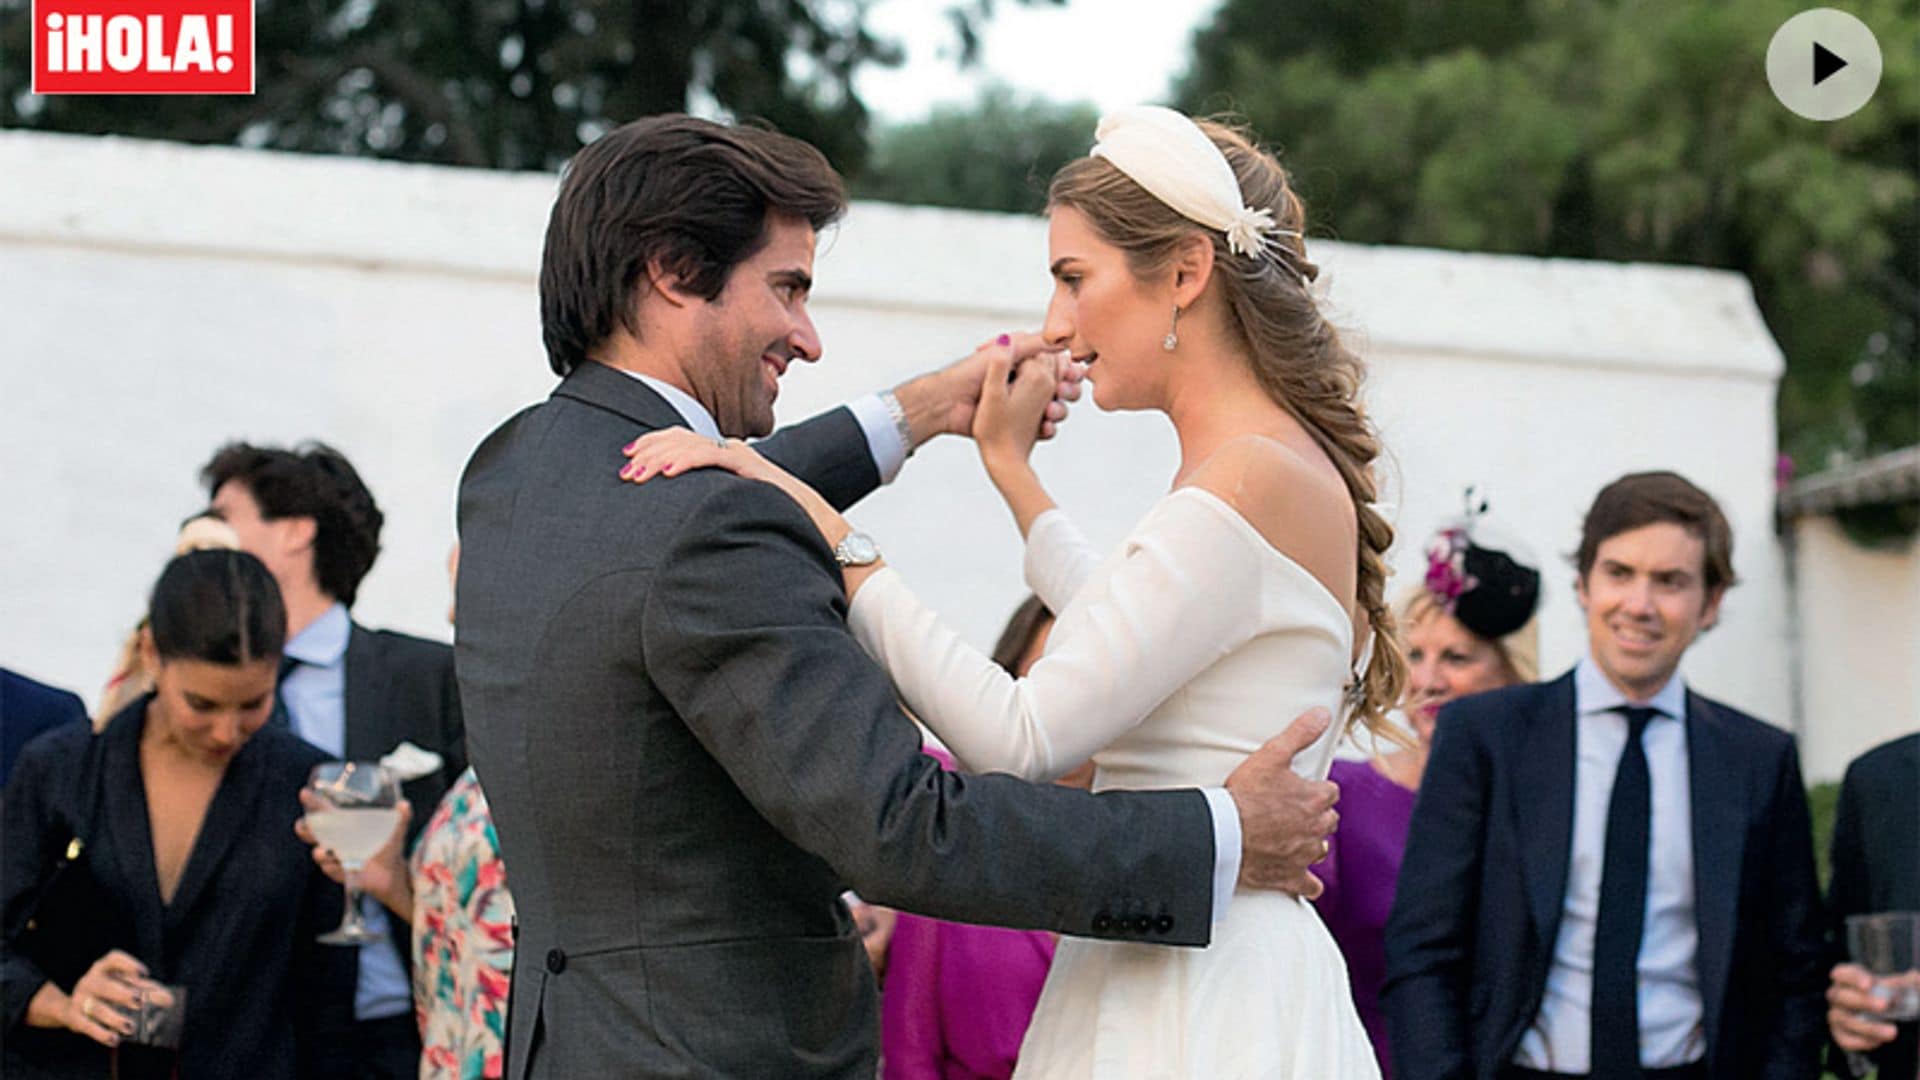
[0,669,87,790]
[1384,471,1826,1080]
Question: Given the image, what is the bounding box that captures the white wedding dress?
[848,486,1381,1079]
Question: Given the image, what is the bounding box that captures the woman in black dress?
[2,549,354,1078]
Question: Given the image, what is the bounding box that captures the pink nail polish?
[996,333,1011,347]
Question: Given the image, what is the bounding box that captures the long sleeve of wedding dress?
[1021,508,1101,613]
[847,490,1279,782]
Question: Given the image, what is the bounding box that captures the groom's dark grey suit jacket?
[457,363,1219,1079]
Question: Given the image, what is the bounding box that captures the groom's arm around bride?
[456,113,1339,1080]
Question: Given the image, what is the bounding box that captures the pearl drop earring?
[1163,306,1181,352]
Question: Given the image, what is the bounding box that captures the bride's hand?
[619,428,856,553]
[620,428,792,487]
[973,347,1065,476]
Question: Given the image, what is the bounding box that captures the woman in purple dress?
[880,596,1093,1080]
[1313,506,1540,1079]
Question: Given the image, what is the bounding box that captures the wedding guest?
[1314,508,1540,1079]
[95,512,241,725]
[1386,471,1827,1080]
[1,549,353,1078]
[1824,731,1918,1079]
[881,596,1095,1080]
[298,543,514,1080]
[203,440,464,1077]
[0,671,87,791]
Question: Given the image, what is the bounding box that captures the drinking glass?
[304,762,402,945]
[127,982,187,1048]
[1846,910,1920,1022]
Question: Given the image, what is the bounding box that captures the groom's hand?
[1224,708,1339,899]
[890,333,1085,449]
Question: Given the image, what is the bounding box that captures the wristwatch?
[833,531,881,568]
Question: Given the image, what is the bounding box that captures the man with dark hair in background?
[1386,470,1827,1080]
[203,440,463,1079]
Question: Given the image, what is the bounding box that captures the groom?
[457,114,1341,1078]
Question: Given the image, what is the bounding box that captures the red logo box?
[32,0,254,95]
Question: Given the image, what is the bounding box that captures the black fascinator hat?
[1422,488,1541,641]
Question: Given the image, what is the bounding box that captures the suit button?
[1154,916,1174,934]
[1130,916,1152,935]
[1092,913,1113,933]
[545,948,567,974]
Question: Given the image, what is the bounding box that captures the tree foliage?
[1,0,1059,175]
[855,87,1095,214]
[1177,0,1918,467]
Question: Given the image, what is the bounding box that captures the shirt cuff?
[846,393,909,485]
[1201,786,1241,924]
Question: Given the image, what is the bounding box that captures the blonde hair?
[1396,586,1539,685]
[1048,117,1407,743]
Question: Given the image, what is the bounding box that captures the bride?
[622,106,1402,1078]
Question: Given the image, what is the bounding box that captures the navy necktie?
[1592,704,1657,1079]
[268,654,300,730]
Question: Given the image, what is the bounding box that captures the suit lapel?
[1513,671,1579,946]
[1685,691,1744,1057]
[98,711,167,966]
[344,623,390,761]
[162,735,269,932]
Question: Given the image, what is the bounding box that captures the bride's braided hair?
[1048,118,1408,743]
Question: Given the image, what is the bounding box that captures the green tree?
[1180,0,1918,469]
[1,0,1062,174]
[856,87,1096,214]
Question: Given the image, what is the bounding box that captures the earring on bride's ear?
[1163,305,1181,352]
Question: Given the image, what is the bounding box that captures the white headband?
[1089,105,1299,262]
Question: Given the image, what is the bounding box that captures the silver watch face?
[837,532,880,566]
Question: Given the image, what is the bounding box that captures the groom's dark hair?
[540,113,849,377]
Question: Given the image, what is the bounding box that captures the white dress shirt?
[1516,658,1706,1071]
[621,370,1243,922]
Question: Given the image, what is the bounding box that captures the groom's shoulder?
[654,468,834,556]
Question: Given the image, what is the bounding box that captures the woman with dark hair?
[1313,505,1541,1079]
[94,512,241,726]
[2,550,354,1078]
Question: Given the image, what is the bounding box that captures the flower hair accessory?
[1424,526,1479,610]
[1090,105,1300,263]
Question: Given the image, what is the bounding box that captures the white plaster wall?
[0,131,1792,737]
[1788,516,1920,782]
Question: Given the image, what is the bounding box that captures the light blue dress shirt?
[281,602,415,1022]
[620,370,1244,923]
[1515,657,1705,1071]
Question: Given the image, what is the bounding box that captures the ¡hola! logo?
[32,0,254,95]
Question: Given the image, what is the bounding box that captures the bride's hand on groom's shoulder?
[618,428,850,548]
[618,428,785,488]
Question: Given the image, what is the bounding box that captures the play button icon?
[1812,42,1847,85]
[1768,9,1882,121]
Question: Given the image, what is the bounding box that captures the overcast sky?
[854,0,1225,123]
